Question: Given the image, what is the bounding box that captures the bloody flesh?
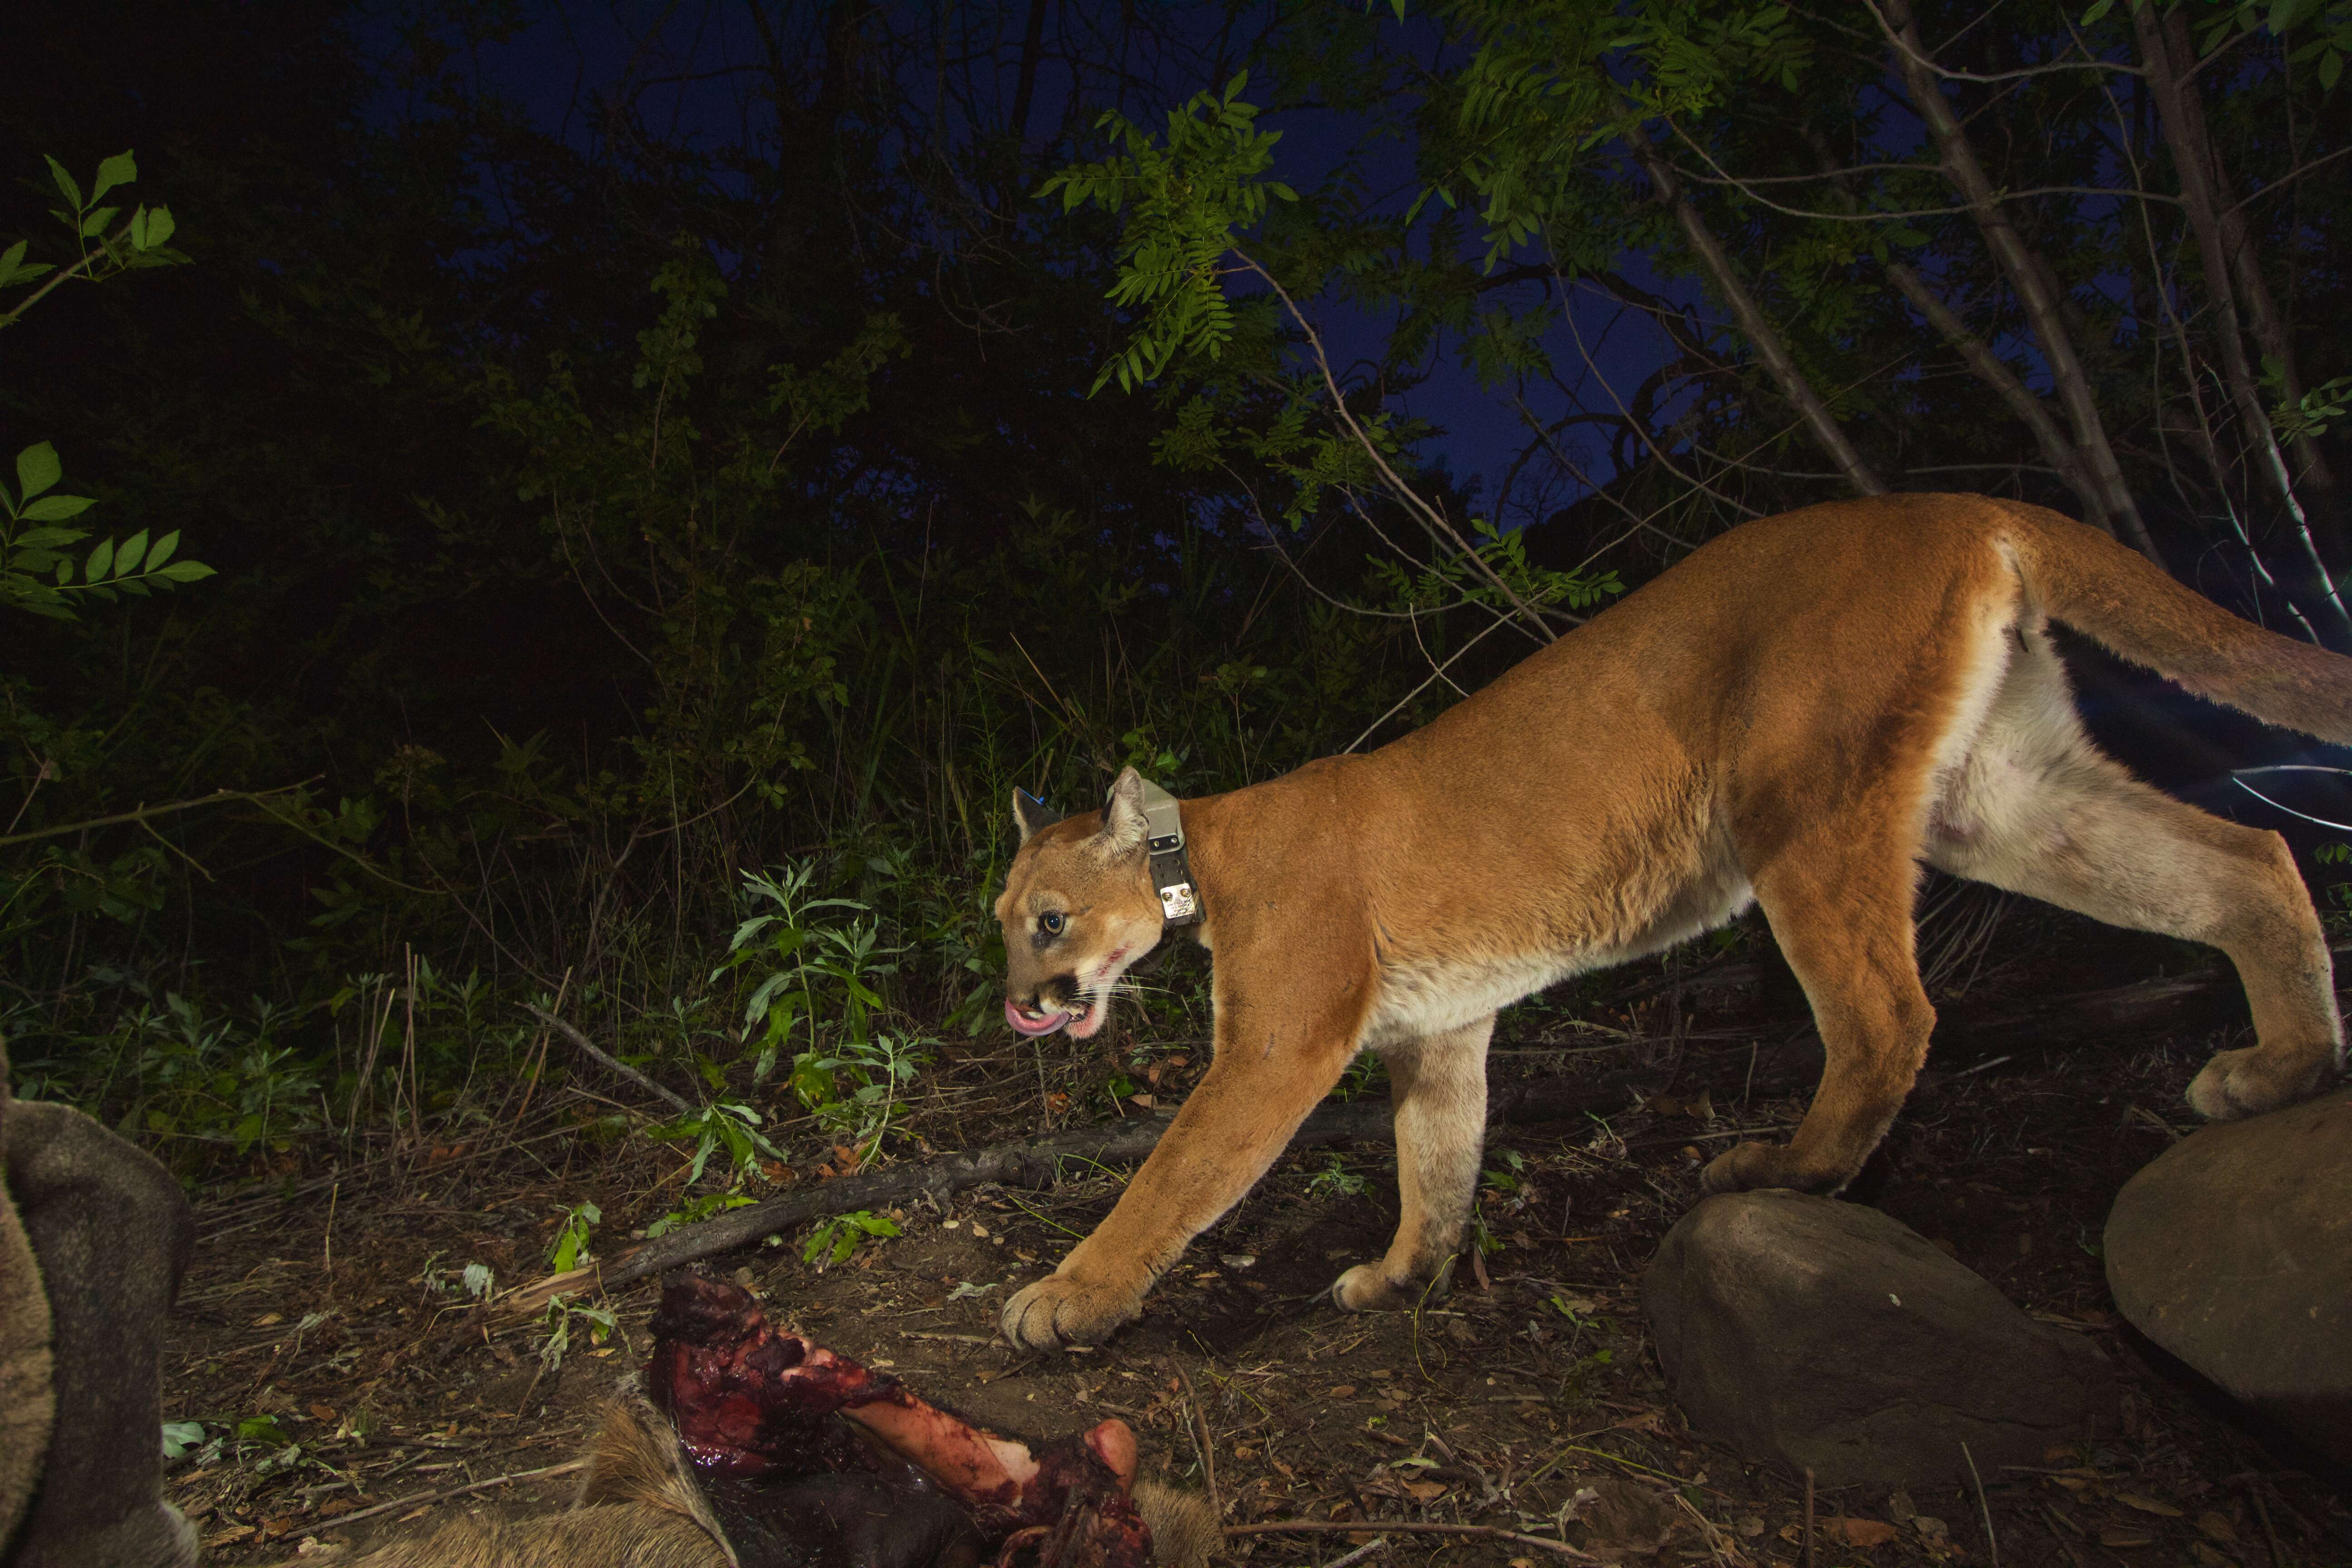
[648,1270,1155,1568]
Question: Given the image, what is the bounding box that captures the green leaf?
[145,529,179,570]
[133,205,175,251]
[79,205,118,238]
[235,1415,291,1447]
[90,151,137,204]
[113,529,149,575]
[44,155,82,211]
[2082,0,2114,23]
[12,527,87,550]
[155,560,215,583]
[15,443,62,501]
[20,495,94,522]
[85,538,114,581]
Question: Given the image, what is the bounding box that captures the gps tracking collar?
[1130,778,1202,929]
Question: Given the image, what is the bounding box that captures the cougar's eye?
[1039,910,1066,938]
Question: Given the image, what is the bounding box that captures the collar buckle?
[1132,779,1202,929]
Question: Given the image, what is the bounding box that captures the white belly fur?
[1360,847,1756,1049]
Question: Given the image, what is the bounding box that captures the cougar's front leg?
[1333,1016,1491,1312]
[1001,970,1367,1351]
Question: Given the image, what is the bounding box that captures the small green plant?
[547,1200,602,1272]
[717,862,933,1161]
[1481,1148,1529,1198]
[1332,1053,1387,1101]
[1306,1154,1368,1200]
[802,1209,899,1270]
[538,1293,616,1371]
[648,1098,785,1187]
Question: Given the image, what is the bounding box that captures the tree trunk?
[1619,117,1887,498]
[1881,0,2163,564]
[2134,6,2348,631]
[1882,261,2107,522]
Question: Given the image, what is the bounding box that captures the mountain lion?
[991,495,2351,1351]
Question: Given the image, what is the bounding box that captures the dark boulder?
[1645,1190,2114,1486]
[2105,1091,2352,1463]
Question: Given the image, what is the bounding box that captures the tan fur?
[324,1400,733,1568]
[994,495,2352,1349]
[1132,1482,1219,1568]
[0,1039,56,1555]
[311,1397,1216,1568]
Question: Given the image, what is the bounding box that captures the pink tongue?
[1004,999,1066,1036]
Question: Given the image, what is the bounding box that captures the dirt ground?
[162,896,2352,1568]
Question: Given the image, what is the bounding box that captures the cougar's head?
[995,767,1166,1040]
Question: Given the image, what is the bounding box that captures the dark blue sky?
[363,0,1685,529]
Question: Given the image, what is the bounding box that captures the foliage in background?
[0,0,2346,1203]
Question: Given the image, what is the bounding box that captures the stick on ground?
[1227,1520,1598,1561]
[319,1459,587,1532]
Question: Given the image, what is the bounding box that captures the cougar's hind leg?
[1333,1015,1493,1312]
[1704,830,1936,1197]
[1929,719,2343,1119]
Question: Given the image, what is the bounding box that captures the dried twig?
[1803,1467,1817,1568]
[523,1004,691,1114]
[1962,1441,1999,1568]
[1226,1521,1598,1560]
[1318,1539,1390,1568]
[1175,1366,1220,1524]
[319,1458,586,1531]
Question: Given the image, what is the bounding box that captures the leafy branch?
[2,151,209,620]
[0,150,185,329]
[3,442,215,619]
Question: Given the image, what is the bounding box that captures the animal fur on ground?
[313,1397,1218,1568]
[992,495,2352,1349]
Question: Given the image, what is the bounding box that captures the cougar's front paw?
[2185,1042,2336,1121]
[1700,1141,1851,1196]
[1000,1274,1142,1351]
[1331,1254,1455,1313]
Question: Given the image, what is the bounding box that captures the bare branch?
[1879,0,2160,562]
[1617,115,1886,498]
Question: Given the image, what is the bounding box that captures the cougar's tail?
[1999,500,2352,746]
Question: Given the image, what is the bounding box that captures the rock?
[1645,1191,2114,1486]
[2104,1091,2352,1462]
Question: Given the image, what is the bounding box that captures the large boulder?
[1645,1191,2113,1486]
[2105,1090,2352,1462]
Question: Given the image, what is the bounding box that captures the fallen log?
[500,1073,1630,1317]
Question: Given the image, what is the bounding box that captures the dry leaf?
[2117,1493,2183,1517]
[1831,1518,1899,1548]
[1328,1384,1357,1398]
[1401,1480,1449,1502]
[2194,1512,2238,1544]
[2098,1523,2156,1548]
[204,1525,258,1548]
[308,1402,337,1422]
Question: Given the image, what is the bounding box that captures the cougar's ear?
[1101,767,1149,858]
[1011,789,1063,844]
